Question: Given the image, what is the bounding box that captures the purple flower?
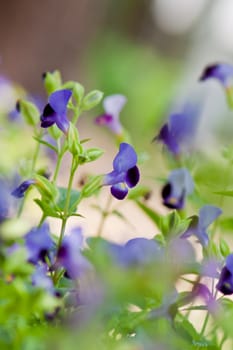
[25,223,54,264]
[32,264,54,293]
[58,227,91,279]
[181,205,222,247]
[0,178,12,222]
[200,63,233,88]
[216,254,233,295]
[192,283,217,313]
[155,104,199,155]
[110,237,161,267]
[161,168,194,209]
[40,89,72,134]
[11,179,35,198]
[104,142,140,200]
[95,94,126,135]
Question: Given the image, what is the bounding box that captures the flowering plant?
[1,64,233,349]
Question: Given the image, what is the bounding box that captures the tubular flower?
[103,142,140,200]
[25,223,54,264]
[155,104,199,156]
[200,63,233,88]
[58,227,91,279]
[11,179,35,198]
[40,89,72,133]
[161,168,194,209]
[181,205,222,247]
[216,254,233,295]
[95,94,127,135]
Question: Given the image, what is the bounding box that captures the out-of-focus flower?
[11,179,35,198]
[181,205,222,246]
[40,89,72,133]
[58,227,91,279]
[95,94,127,135]
[155,104,199,155]
[32,264,54,293]
[161,168,194,209]
[200,63,233,88]
[103,142,140,200]
[0,178,11,223]
[216,254,233,295]
[110,237,161,267]
[25,223,54,264]
[192,283,218,313]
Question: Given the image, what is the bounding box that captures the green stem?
[72,106,81,125]
[31,130,42,173]
[57,155,78,251]
[96,194,112,237]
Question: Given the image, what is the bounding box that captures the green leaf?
[220,238,231,257]
[135,200,160,228]
[63,81,85,105]
[18,100,40,126]
[56,187,81,214]
[81,90,103,111]
[43,70,62,95]
[127,185,151,200]
[81,175,102,197]
[33,136,58,153]
[67,123,82,156]
[34,199,61,218]
[85,148,104,162]
[214,190,233,197]
[34,174,58,200]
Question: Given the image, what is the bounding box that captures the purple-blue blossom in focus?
[161,168,194,209]
[155,104,199,156]
[103,142,140,200]
[216,254,233,295]
[181,205,222,247]
[25,223,54,264]
[11,179,35,198]
[200,63,233,88]
[40,89,72,134]
[95,94,127,135]
[58,227,91,279]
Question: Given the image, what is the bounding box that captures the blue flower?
[104,142,140,200]
[155,104,199,156]
[58,227,91,279]
[121,238,161,266]
[95,94,126,135]
[25,223,54,264]
[181,205,222,246]
[200,63,233,88]
[216,254,233,295]
[40,89,72,134]
[161,168,194,209]
[11,179,35,198]
[32,264,54,293]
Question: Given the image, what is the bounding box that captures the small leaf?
[43,70,62,95]
[214,190,233,197]
[18,100,40,126]
[33,136,58,153]
[135,200,160,228]
[63,81,85,105]
[81,175,102,198]
[81,90,103,111]
[56,187,81,214]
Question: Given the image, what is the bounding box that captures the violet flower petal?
[111,183,128,200]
